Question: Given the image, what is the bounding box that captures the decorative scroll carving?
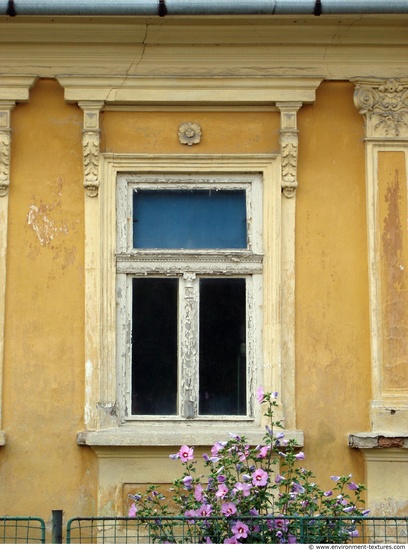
[353,78,408,139]
[281,133,298,199]
[0,131,10,197]
[277,103,302,198]
[79,101,104,197]
[178,122,201,146]
[0,103,15,197]
[82,132,100,198]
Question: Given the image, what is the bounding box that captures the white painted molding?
[0,18,407,80]
[82,153,294,440]
[78,426,304,447]
[57,76,323,106]
[0,76,37,102]
[0,104,13,439]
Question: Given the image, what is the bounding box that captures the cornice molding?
[0,18,407,80]
[1,17,408,46]
[353,77,408,139]
[57,76,323,105]
[0,75,37,101]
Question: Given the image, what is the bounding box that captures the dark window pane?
[199,278,246,415]
[133,189,247,249]
[132,278,178,415]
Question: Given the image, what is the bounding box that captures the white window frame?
[79,152,298,446]
[116,173,263,422]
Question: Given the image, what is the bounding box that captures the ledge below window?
[349,432,408,449]
[77,426,304,448]
[0,431,5,446]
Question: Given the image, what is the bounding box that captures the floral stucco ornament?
[178,122,201,146]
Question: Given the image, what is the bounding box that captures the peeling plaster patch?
[370,497,408,518]
[380,163,408,389]
[27,203,68,246]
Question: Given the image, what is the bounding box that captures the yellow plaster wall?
[101,110,280,154]
[0,79,97,521]
[0,78,372,519]
[296,81,370,485]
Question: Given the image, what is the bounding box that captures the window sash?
[116,173,263,423]
[119,272,260,421]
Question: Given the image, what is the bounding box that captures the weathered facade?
[0,3,408,531]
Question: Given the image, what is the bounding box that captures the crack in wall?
[105,24,150,103]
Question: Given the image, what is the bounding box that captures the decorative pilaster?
[79,101,104,198]
[277,103,302,198]
[354,78,408,139]
[0,102,15,196]
[352,77,408,434]
[276,102,302,430]
[0,76,36,446]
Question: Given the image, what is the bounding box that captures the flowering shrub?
[129,389,368,544]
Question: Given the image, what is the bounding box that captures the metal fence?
[0,516,46,544]
[66,515,408,544]
[1,514,407,544]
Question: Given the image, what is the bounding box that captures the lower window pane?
[199,278,246,415]
[132,278,178,415]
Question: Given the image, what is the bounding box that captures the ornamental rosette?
[178,122,202,146]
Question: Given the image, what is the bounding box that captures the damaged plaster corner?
[97,402,117,417]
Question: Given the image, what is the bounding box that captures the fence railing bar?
[0,516,46,544]
[64,515,408,544]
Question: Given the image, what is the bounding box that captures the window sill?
[77,426,304,448]
[349,432,408,449]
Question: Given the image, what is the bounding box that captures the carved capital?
[79,101,104,198]
[277,102,302,198]
[0,101,15,196]
[353,78,408,139]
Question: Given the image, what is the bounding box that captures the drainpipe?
[2,0,408,16]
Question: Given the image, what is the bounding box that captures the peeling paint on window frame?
[116,173,264,423]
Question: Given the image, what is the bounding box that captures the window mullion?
[179,273,199,419]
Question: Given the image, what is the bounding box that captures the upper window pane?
[133,189,247,249]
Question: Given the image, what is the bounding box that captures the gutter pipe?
[2,0,408,17]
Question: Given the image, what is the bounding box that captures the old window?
[116,173,263,421]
